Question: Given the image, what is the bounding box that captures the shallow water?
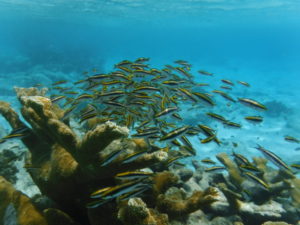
[0,1,300,225]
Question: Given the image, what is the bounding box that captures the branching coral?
[0,88,169,225]
[0,176,48,225]
[156,186,218,218]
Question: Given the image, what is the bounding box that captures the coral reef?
[0,176,48,225]
[0,58,299,225]
[0,88,171,224]
[118,198,169,225]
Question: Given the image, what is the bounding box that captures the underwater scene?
[0,0,300,225]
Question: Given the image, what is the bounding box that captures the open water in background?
[0,0,300,160]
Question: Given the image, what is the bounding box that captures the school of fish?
[1,58,299,207]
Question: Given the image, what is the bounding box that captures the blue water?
[1,0,300,77]
[0,1,300,161]
[1,3,300,224]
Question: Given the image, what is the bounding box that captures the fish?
[171,113,183,121]
[206,112,227,122]
[133,86,159,92]
[174,60,191,66]
[103,101,126,108]
[237,81,250,87]
[174,67,193,79]
[231,142,238,148]
[51,96,66,103]
[198,124,221,145]
[118,185,150,201]
[79,112,97,124]
[61,105,77,120]
[52,80,68,86]
[86,74,109,82]
[33,83,43,87]
[290,164,300,170]
[2,132,29,140]
[198,124,215,136]
[10,126,30,135]
[111,72,131,80]
[160,126,190,141]
[180,135,193,150]
[201,158,216,165]
[220,86,232,90]
[171,139,182,147]
[181,145,196,156]
[131,130,159,138]
[64,91,79,95]
[165,156,184,167]
[115,171,153,180]
[232,151,251,166]
[192,92,215,106]
[90,187,112,199]
[100,149,123,166]
[244,116,263,123]
[117,66,133,73]
[198,70,213,76]
[223,121,242,128]
[115,60,132,68]
[121,150,148,164]
[178,88,197,102]
[80,106,97,118]
[200,134,217,144]
[239,164,261,174]
[221,79,234,86]
[100,179,150,200]
[97,90,125,97]
[238,98,267,111]
[255,144,291,171]
[212,90,236,102]
[186,130,199,136]
[74,79,86,85]
[195,83,209,87]
[205,166,226,172]
[243,172,269,190]
[162,80,186,86]
[101,80,124,86]
[284,135,300,144]
[135,57,150,63]
[75,94,94,101]
[155,107,178,118]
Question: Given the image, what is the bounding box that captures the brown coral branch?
[156,187,218,218]
[0,101,24,129]
[0,100,50,157]
[77,122,129,164]
[0,176,48,225]
[216,153,244,187]
[20,96,78,157]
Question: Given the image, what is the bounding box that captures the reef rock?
[237,200,286,223]
[208,188,230,215]
[261,222,292,225]
[118,198,168,225]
